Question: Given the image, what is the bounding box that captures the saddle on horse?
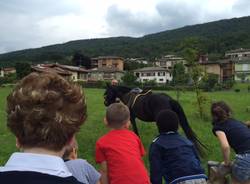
[126,88,152,109]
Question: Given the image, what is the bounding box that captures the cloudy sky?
[1,0,250,54]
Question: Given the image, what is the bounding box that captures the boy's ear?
[16,138,21,149]
[125,120,131,129]
[104,117,108,126]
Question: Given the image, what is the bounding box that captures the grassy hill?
[1,16,250,66]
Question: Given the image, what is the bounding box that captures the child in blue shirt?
[149,110,207,184]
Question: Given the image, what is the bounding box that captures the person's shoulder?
[96,131,111,143]
[66,158,88,165]
[125,130,141,139]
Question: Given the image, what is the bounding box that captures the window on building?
[159,78,164,81]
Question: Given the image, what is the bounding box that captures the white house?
[225,48,250,60]
[225,48,250,81]
[134,67,172,84]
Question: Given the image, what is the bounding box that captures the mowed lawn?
[0,85,250,173]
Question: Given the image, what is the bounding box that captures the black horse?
[104,84,205,155]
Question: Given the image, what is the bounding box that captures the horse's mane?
[115,85,132,94]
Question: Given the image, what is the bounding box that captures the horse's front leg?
[130,116,139,136]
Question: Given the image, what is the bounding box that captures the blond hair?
[106,103,130,128]
[6,72,87,151]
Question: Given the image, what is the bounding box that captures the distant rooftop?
[90,67,124,73]
[32,66,72,76]
[134,67,168,72]
[225,48,250,54]
[91,56,124,60]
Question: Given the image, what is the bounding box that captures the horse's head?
[104,83,118,106]
[104,84,132,106]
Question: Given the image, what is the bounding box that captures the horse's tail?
[169,99,207,157]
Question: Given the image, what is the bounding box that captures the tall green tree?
[182,47,207,119]
[121,72,138,86]
[15,62,31,79]
[72,51,91,69]
[172,62,189,101]
[172,63,188,85]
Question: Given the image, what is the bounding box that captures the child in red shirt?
[95,103,150,184]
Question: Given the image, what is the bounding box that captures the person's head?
[156,110,179,133]
[6,72,87,152]
[105,103,130,129]
[111,79,118,86]
[211,101,232,123]
[63,136,78,160]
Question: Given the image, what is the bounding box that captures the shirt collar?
[0,152,72,177]
[160,131,177,135]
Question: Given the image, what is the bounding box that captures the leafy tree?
[172,63,189,101]
[200,73,219,91]
[124,61,151,71]
[15,62,31,79]
[0,73,16,86]
[182,47,207,119]
[172,63,189,85]
[121,72,138,86]
[72,51,91,69]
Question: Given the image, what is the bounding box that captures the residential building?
[88,67,124,81]
[32,64,88,81]
[91,56,124,71]
[55,64,88,81]
[225,48,250,60]
[134,67,172,84]
[234,59,250,81]
[225,48,250,82]
[0,67,16,77]
[32,63,125,82]
[199,56,235,82]
[154,55,186,70]
[125,58,149,65]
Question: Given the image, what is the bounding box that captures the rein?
[127,90,152,109]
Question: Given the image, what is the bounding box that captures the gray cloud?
[106,5,166,37]
[232,0,250,14]
[155,1,201,29]
[1,0,250,54]
[0,0,82,53]
[0,0,79,17]
[105,1,206,37]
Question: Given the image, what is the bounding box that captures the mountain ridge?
[1,15,250,66]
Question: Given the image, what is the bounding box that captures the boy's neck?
[111,127,129,131]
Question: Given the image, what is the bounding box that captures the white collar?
[0,152,72,178]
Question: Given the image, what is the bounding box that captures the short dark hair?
[7,72,87,151]
[211,101,232,123]
[156,110,179,133]
[106,103,130,129]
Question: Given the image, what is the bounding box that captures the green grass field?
[0,85,250,173]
